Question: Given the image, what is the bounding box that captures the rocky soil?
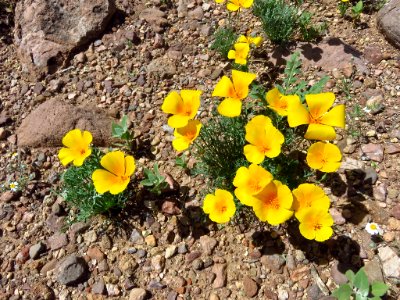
[0,0,400,299]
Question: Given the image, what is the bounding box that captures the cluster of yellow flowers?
[58,129,135,195]
[228,35,263,65]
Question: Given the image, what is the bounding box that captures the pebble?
[329,208,346,225]
[199,235,218,255]
[92,278,106,295]
[378,246,400,278]
[145,235,157,247]
[260,254,285,274]
[151,255,165,272]
[130,229,145,244]
[129,288,147,300]
[148,279,166,290]
[165,245,177,259]
[192,258,204,270]
[177,244,188,254]
[48,232,68,250]
[243,276,258,297]
[361,144,384,162]
[29,242,46,259]
[212,264,227,288]
[87,246,105,261]
[57,254,89,285]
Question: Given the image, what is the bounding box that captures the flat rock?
[377,0,400,49]
[199,235,218,255]
[212,263,227,288]
[29,242,46,259]
[364,258,384,283]
[243,276,258,298]
[48,232,68,250]
[361,143,384,162]
[378,246,400,279]
[129,288,147,300]
[14,0,116,80]
[17,98,114,147]
[57,254,89,285]
[139,8,168,33]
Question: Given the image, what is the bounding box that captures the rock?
[363,45,384,64]
[391,204,400,219]
[167,290,178,300]
[106,284,120,296]
[87,246,105,261]
[373,184,387,201]
[139,8,168,33]
[329,208,346,225]
[364,167,378,185]
[57,254,89,285]
[145,235,157,247]
[92,278,106,295]
[212,264,227,288]
[270,37,368,74]
[188,7,204,20]
[385,143,400,154]
[130,228,145,244]
[29,242,46,259]
[161,200,181,215]
[0,191,20,203]
[129,288,147,300]
[151,255,165,272]
[377,0,400,49]
[177,243,188,254]
[185,251,201,263]
[14,0,116,80]
[330,261,348,285]
[48,232,68,250]
[364,259,384,283]
[148,279,166,290]
[199,235,218,255]
[361,144,384,162]
[192,258,204,270]
[260,254,285,274]
[147,57,177,79]
[16,98,114,147]
[378,246,400,279]
[243,276,258,297]
[165,245,177,259]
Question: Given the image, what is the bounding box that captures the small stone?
[364,167,378,185]
[161,200,181,215]
[373,184,387,201]
[165,245,177,259]
[378,246,400,279]
[57,254,89,285]
[330,208,346,225]
[209,293,220,300]
[330,261,348,285]
[129,288,147,300]
[177,244,188,254]
[136,249,147,258]
[243,276,258,297]
[87,246,105,261]
[29,242,46,259]
[200,236,218,255]
[188,7,203,20]
[98,260,109,272]
[151,255,165,272]
[106,284,120,296]
[83,230,97,243]
[192,258,204,270]
[75,52,87,63]
[385,143,400,154]
[167,290,178,300]
[148,279,166,290]
[260,254,285,274]
[186,251,201,263]
[361,144,384,162]
[48,232,68,250]
[92,278,106,295]
[34,82,45,94]
[364,259,384,283]
[101,234,112,250]
[0,191,20,203]
[145,235,157,247]
[130,229,144,244]
[212,264,227,288]
[390,204,400,220]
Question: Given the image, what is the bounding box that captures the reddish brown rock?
[14,0,116,80]
[243,276,258,298]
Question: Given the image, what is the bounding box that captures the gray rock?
[364,258,384,283]
[378,246,400,279]
[377,0,400,49]
[130,228,144,244]
[16,98,114,148]
[48,232,68,250]
[364,167,378,185]
[29,242,46,259]
[139,8,167,33]
[330,261,348,285]
[14,0,116,80]
[129,288,147,300]
[92,278,106,295]
[57,254,89,285]
[192,258,204,270]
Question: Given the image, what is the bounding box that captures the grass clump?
[211,26,238,57]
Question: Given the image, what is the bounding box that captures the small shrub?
[211,26,238,57]
[140,163,168,195]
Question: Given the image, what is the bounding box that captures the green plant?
[140,163,168,195]
[253,0,324,44]
[61,148,131,221]
[112,114,133,149]
[332,268,388,300]
[211,26,238,57]
[351,0,364,19]
[175,154,188,169]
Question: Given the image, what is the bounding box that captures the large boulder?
[377,0,400,49]
[16,98,115,148]
[14,0,116,80]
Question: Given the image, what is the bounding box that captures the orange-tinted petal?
[287,97,310,127]
[305,93,335,120]
[217,98,242,117]
[304,123,337,141]
[161,91,182,115]
[320,104,346,128]
[92,169,120,194]
[100,151,126,177]
[212,76,236,98]
[232,70,256,99]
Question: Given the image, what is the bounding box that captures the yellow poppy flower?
[215,0,225,3]
[203,189,236,223]
[266,87,300,117]
[161,90,202,128]
[237,35,263,47]
[306,142,342,173]
[227,0,254,11]
[297,208,334,242]
[287,93,345,141]
[58,129,92,167]
[292,183,330,219]
[92,151,135,195]
[250,180,293,225]
[172,120,202,151]
[212,70,257,117]
[233,164,273,206]
[243,115,284,164]
[228,42,250,65]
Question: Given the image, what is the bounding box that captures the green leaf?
[332,284,353,300]
[355,294,367,300]
[345,270,355,284]
[353,269,369,296]
[371,282,388,297]
[140,180,153,186]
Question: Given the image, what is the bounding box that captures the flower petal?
[180,89,202,119]
[241,0,254,8]
[62,129,82,148]
[100,151,126,176]
[82,130,93,145]
[304,123,337,140]
[212,76,236,98]
[244,144,265,164]
[315,226,333,242]
[58,148,75,166]
[299,222,316,240]
[228,50,236,59]
[217,98,242,117]
[232,70,256,99]
[92,169,120,194]
[234,188,257,206]
[161,91,182,115]
[202,194,215,214]
[124,155,136,177]
[73,148,92,167]
[168,114,191,128]
[305,93,335,120]
[109,178,130,195]
[227,2,240,11]
[287,97,310,127]
[321,104,346,128]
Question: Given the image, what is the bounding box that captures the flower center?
[313,222,322,231]
[370,224,377,230]
[219,205,227,213]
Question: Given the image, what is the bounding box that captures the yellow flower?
[244,115,284,164]
[212,70,257,117]
[92,151,135,195]
[297,208,334,242]
[233,164,273,206]
[250,180,293,225]
[266,87,300,117]
[287,93,345,141]
[172,120,202,151]
[203,189,236,223]
[227,0,254,11]
[237,35,263,46]
[341,0,349,2]
[215,0,225,3]
[306,142,342,173]
[58,129,92,167]
[161,90,202,128]
[292,183,330,219]
[228,43,250,65]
